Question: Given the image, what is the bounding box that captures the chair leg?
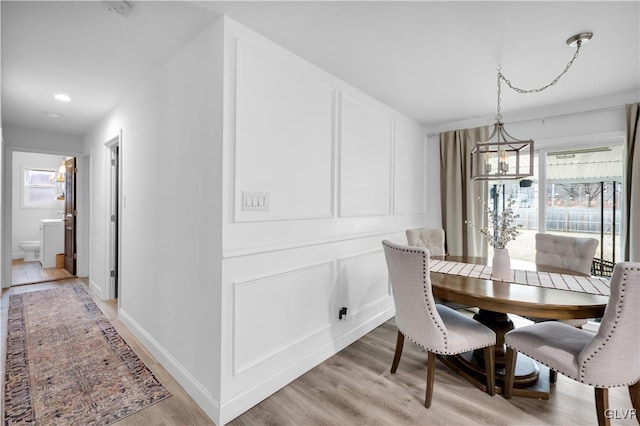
[595,388,610,426]
[629,380,640,416]
[424,351,436,408]
[550,369,557,383]
[483,345,496,396]
[391,331,404,374]
[503,347,517,399]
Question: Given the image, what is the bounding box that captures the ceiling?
[2,1,639,136]
[546,145,623,183]
[1,1,220,135]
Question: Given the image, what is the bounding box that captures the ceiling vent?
[103,1,132,17]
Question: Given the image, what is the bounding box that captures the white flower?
[465,197,522,249]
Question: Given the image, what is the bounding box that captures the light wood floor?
[3,280,638,425]
[11,258,73,285]
[230,319,638,426]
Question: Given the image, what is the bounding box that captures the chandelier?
[471,33,593,180]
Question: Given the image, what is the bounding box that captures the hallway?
[1,278,213,425]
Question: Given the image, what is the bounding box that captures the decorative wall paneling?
[339,93,393,217]
[232,43,423,227]
[337,249,390,318]
[226,239,399,374]
[221,233,400,406]
[226,41,427,258]
[221,18,427,424]
[232,262,336,375]
[234,43,335,223]
[394,116,427,215]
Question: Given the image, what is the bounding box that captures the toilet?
[18,241,41,262]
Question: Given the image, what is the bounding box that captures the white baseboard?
[118,308,221,424]
[116,303,393,425]
[88,279,102,299]
[218,305,395,425]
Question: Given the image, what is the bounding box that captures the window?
[544,145,623,276]
[502,144,623,277]
[23,168,58,208]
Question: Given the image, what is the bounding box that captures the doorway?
[106,137,120,299]
[10,151,76,286]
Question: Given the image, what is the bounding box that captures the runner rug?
[4,284,171,425]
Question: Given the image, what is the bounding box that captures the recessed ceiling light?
[53,93,72,102]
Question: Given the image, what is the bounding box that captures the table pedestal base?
[438,351,551,399]
[438,308,552,398]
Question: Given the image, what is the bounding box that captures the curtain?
[623,103,640,262]
[440,126,489,257]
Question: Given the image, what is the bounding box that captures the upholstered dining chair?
[406,228,470,311]
[535,233,598,276]
[405,228,446,256]
[503,262,640,426]
[531,233,600,331]
[382,240,496,407]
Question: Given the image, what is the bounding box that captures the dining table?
[428,255,610,399]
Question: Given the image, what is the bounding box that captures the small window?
[23,168,58,208]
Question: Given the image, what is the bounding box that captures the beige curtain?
[623,103,640,262]
[440,126,489,257]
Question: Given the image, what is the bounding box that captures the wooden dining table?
[429,255,609,399]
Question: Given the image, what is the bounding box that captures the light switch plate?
[242,192,270,211]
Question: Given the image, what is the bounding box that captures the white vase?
[491,248,511,280]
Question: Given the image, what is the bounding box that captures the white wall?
[82,18,225,419]
[80,14,428,425]
[11,151,64,258]
[218,18,427,424]
[2,125,83,153]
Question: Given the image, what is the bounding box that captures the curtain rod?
[427,104,626,138]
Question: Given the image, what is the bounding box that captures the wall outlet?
[242,192,270,211]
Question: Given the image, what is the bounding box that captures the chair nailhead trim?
[579,266,637,386]
[508,266,640,388]
[384,241,495,354]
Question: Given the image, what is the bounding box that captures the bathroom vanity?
[39,219,64,268]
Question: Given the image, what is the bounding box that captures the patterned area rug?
[4,284,171,424]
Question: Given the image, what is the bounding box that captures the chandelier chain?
[499,41,583,94]
[494,40,583,122]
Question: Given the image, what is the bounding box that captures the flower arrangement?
[465,197,522,249]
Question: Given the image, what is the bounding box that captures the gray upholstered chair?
[405,228,446,256]
[530,233,599,330]
[535,233,598,276]
[382,240,496,407]
[503,262,640,426]
[406,228,470,311]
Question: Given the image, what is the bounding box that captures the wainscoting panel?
[232,262,336,375]
[220,18,426,424]
[394,117,427,215]
[339,93,392,217]
[235,43,334,222]
[338,250,391,317]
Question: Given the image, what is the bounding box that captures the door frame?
[1,146,85,288]
[104,131,122,302]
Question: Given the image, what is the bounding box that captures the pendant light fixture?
[471,32,593,180]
